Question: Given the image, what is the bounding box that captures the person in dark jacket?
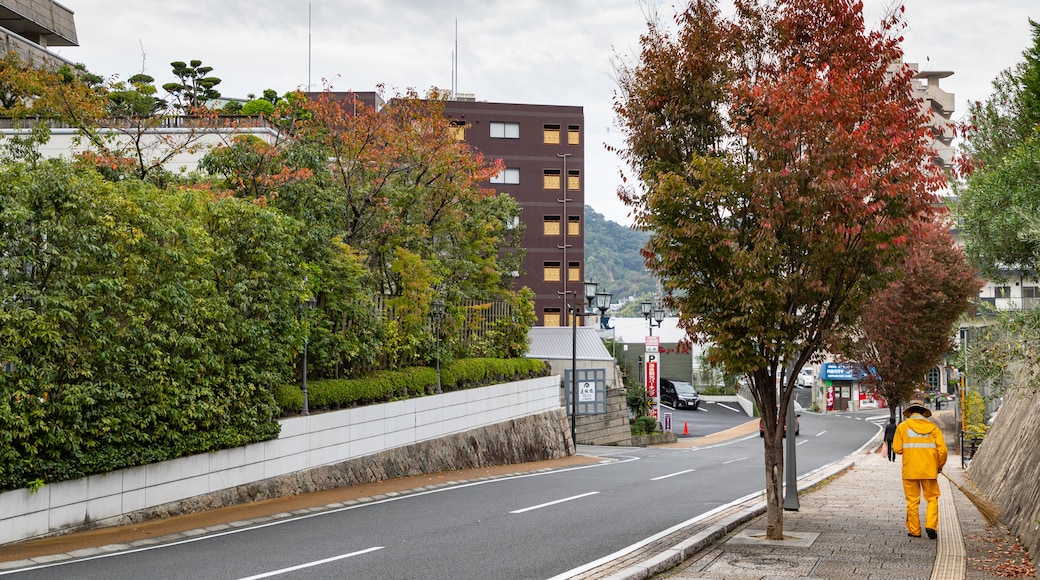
[883,417,898,462]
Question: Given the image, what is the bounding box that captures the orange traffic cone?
[683,422,689,436]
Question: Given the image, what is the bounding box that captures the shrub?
[631,415,658,436]
[274,358,545,415]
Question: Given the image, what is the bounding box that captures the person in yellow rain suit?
[892,400,948,539]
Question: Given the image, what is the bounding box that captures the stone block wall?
[124,408,572,524]
[967,382,1040,565]
[575,388,632,446]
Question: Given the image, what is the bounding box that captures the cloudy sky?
[59,1,1036,226]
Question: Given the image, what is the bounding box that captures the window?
[543,124,561,144]
[995,286,1011,299]
[568,216,580,237]
[568,262,580,283]
[543,169,561,190]
[449,121,466,141]
[568,125,580,145]
[543,308,562,327]
[543,261,561,282]
[543,216,561,236]
[567,170,580,191]
[490,122,519,139]
[490,168,520,184]
[1023,286,1038,309]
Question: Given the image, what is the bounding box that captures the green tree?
[614,0,939,539]
[954,135,1040,280]
[0,158,302,489]
[959,19,1040,172]
[163,59,222,110]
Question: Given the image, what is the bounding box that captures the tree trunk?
[763,419,786,539]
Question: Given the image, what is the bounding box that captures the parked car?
[759,407,800,437]
[660,378,701,410]
[795,368,813,388]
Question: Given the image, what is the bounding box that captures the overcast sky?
[59,1,1036,227]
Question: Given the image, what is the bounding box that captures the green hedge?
[275,358,546,415]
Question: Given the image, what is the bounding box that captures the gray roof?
[526,326,614,361]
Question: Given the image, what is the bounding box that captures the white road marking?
[236,547,384,579]
[717,403,742,413]
[651,469,695,481]
[816,430,827,437]
[510,492,599,514]
[722,457,748,464]
[796,439,809,446]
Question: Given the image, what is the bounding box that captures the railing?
[960,430,985,468]
[0,115,278,131]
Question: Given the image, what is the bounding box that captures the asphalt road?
[4,411,881,580]
[659,387,813,437]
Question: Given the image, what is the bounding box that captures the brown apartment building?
[442,98,585,328]
[311,92,588,327]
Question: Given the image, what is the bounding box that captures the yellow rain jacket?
[892,416,947,479]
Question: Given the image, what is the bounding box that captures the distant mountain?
[583,205,657,310]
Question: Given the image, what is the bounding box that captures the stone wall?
[97,408,572,526]
[967,383,1040,565]
[575,388,633,446]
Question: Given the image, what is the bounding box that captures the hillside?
[583,205,656,309]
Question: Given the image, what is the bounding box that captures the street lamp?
[300,296,317,416]
[569,281,612,447]
[432,299,446,394]
[641,301,666,336]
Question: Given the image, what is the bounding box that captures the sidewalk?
[652,450,951,579]
[634,408,1028,580]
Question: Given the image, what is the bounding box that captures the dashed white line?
[651,469,695,481]
[510,492,599,514]
[237,546,384,579]
[816,430,827,437]
[723,457,748,464]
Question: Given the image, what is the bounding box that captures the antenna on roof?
[452,19,457,100]
[307,3,312,92]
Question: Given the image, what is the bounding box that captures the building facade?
[0,1,78,66]
[442,99,585,327]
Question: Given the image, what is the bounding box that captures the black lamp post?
[300,296,317,416]
[640,301,665,336]
[569,281,612,446]
[432,299,445,394]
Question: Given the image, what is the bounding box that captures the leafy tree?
[954,134,1040,280]
[163,59,222,110]
[106,73,165,118]
[841,219,982,418]
[614,0,940,539]
[959,19,1040,172]
[0,158,301,489]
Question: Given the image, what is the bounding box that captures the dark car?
[660,378,700,410]
[759,406,800,437]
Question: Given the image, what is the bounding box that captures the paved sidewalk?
[651,449,955,579]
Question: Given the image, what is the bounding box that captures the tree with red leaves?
[614,0,941,538]
[842,218,983,419]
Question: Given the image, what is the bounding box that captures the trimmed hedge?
[275,358,547,415]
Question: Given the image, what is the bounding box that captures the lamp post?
[432,299,445,394]
[569,281,612,446]
[557,153,572,301]
[641,300,665,336]
[300,296,317,416]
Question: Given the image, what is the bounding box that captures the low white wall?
[0,375,560,545]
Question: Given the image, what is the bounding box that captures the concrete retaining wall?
[0,376,564,545]
[967,380,1040,563]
